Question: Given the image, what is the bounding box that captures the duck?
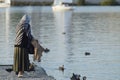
[59,65,64,71]
[62,32,66,34]
[85,52,90,56]
[44,48,50,53]
[71,73,81,80]
[83,76,87,80]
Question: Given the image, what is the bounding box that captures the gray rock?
[0,65,55,80]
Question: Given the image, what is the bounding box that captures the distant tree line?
[76,0,118,6]
[100,0,118,5]
[11,0,119,6]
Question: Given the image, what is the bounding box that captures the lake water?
[0,6,120,80]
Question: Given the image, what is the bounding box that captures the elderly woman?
[13,15,34,77]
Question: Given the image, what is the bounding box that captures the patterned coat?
[13,14,33,72]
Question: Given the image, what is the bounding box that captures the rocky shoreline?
[0,65,55,80]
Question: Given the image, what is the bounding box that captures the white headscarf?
[19,14,30,24]
[15,14,33,45]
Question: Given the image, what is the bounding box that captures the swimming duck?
[59,65,64,71]
[44,48,50,53]
[85,52,90,56]
[62,32,66,34]
[83,76,87,80]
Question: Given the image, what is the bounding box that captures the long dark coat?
[13,15,33,72]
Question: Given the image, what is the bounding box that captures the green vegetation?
[77,0,85,5]
[100,0,117,5]
[11,1,53,6]
[11,0,119,6]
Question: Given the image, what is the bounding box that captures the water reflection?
[52,10,75,80]
[0,7,12,64]
[53,10,73,63]
[5,8,10,43]
[53,10,73,34]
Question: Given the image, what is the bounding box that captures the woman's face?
[24,24,30,33]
